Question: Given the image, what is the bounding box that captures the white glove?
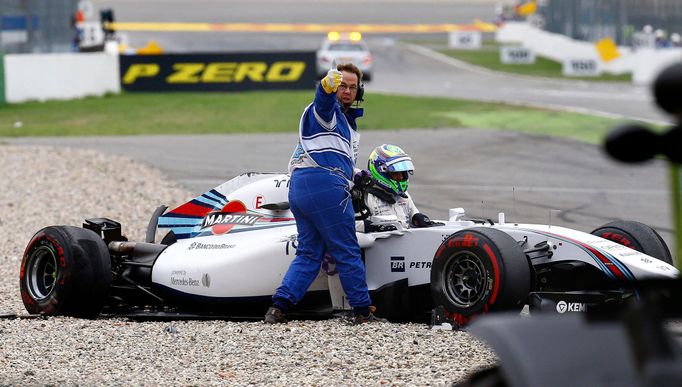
[321,69,343,94]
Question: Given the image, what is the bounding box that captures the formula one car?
[20,172,679,323]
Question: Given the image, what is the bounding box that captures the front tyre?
[20,226,111,318]
[591,220,672,265]
[431,228,530,320]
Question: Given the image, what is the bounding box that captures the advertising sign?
[78,21,105,51]
[562,58,601,77]
[500,46,536,64]
[632,32,656,49]
[120,52,317,91]
[448,31,482,49]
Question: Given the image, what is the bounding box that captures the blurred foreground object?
[604,62,682,269]
[460,280,682,387]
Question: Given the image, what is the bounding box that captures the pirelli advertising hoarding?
[120,52,316,92]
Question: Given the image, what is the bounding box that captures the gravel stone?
[0,144,497,386]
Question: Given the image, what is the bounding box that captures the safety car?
[316,32,372,81]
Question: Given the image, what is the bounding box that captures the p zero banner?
[119,52,316,92]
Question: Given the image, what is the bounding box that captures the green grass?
[425,40,631,82]
[432,109,620,144]
[0,91,630,144]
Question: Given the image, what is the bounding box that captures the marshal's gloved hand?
[411,213,444,228]
[321,69,343,94]
[353,169,373,189]
[352,170,373,221]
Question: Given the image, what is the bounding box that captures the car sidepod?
[150,224,330,304]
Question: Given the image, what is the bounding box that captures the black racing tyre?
[431,228,531,318]
[453,366,507,387]
[20,226,111,318]
[590,220,673,265]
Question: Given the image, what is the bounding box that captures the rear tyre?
[430,228,530,319]
[591,220,672,265]
[453,366,507,387]
[20,226,111,318]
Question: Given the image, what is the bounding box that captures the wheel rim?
[443,251,488,308]
[25,245,58,300]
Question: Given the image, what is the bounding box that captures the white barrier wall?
[4,52,120,103]
[631,48,682,85]
[496,22,633,75]
[496,21,682,84]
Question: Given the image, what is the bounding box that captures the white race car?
[20,172,678,323]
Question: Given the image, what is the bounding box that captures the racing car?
[19,172,678,323]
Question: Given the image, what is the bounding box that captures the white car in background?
[316,32,373,81]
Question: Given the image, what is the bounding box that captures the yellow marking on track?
[108,22,495,34]
[109,22,212,32]
[473,19,498,33]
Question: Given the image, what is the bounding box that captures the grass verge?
[0,91,632,144]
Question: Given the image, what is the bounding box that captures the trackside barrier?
[496,22,682,85]
[4,52,120,103]
[632,48,682,86]
[496,22,632,74]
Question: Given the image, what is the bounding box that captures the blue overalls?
[273,84,370,312]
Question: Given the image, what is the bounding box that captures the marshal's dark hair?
[336,63,363,82]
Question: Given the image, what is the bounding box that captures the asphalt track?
[11,0,674,246]
[9,130,673,248]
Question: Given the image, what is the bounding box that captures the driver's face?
[336,71,359,107]
[389,171,406,181]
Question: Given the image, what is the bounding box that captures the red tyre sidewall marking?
[20,231,46,281]
[439,233,500,325]
[45,234,67,286]
[447,233,479,249]
[20,231,67,306]
[483,243,500,305]
[600,232,633,249]
[20,232,48,306]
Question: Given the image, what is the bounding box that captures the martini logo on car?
[201,200,262,234]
